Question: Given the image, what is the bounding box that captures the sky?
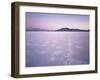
[26,12,90,30]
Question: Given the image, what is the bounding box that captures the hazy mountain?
[26,27,89,32]
[26,28,49,31]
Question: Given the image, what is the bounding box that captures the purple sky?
[26,12,90,30]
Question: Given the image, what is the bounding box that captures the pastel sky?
[26,12,90,30]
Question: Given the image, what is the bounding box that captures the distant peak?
[26,27,89,32]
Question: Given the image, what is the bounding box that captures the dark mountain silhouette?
[26,27,89,32]
[56,28,89,32]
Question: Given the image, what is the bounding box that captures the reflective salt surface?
[26,32,89,67]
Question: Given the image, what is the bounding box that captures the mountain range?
[26,27,89,32]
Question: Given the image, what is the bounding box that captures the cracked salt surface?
[26,32,89,67]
